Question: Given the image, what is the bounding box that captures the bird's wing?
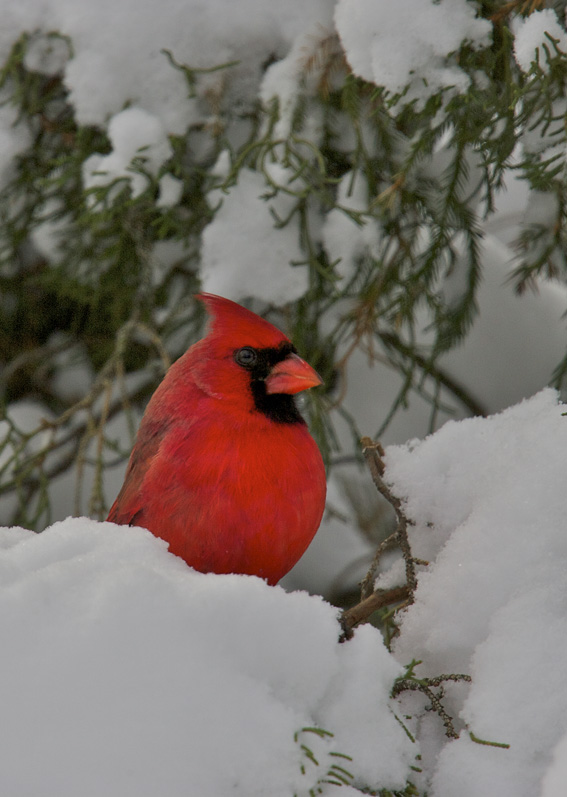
[106,423,165,527]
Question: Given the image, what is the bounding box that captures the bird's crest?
[197,293,290,349]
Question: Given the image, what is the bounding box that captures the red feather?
[108,294,326,585]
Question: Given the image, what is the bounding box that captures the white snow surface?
[513,9,567,73]
[334,0,491,99]
[380,389,567,795]
[0,518,413,796]
[201,165,311,303]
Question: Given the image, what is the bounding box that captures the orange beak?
[265,353,323,395]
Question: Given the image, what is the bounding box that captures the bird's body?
[108,294,326,584]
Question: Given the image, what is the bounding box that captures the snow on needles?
[201,164,311,303]
[0,519,413,797]
[83,108,178,203]
[513,9,567,73]
[334,0,491,100]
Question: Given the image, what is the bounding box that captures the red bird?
[107,293,326,585]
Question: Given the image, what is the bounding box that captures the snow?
[201,165,311,303]
[513,9,567,73]
[0,104,31,187]
[334,0,491,101]
[23,30,70,75]
[0,0,334,135]
[260,29,331,142]
[0,518,413,796]
[380,389,567,795]
[321,171,383,282]
[83,108,174,201]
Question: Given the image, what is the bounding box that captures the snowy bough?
[3,0,567,794]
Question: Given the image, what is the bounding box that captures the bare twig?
[392,672,472,740]
[358,529,399,599]
[339,585,410,642]
[339,436,423,641]
[360,436,417,597]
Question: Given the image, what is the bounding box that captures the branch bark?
[339,436,420,641]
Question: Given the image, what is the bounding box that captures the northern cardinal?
[107,293,326,584]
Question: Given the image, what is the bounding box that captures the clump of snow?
[83,107,173,200]
[378,389,567,795]
[334,0,491,101]
[260,27,335,142]
[23,31,70,74]
[201,165,311,303]
[156,172,183,208]
[0,517,414,796]
[513,9,567,73]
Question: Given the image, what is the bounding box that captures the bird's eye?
[234,347,258,368]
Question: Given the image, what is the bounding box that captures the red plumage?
[107,293,326,584]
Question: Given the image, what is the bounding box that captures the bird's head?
[191,293,322,423]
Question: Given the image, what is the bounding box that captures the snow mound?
[0,517,413,796]
[381,389,567,796]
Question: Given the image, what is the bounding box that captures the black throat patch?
[237,342,306,425]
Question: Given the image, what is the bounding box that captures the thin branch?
[359,529,399,599]
[360,436,417,597]
[1,316,173,524]
[0,377,156,509]
[380,331,488,419]
[339,585,410,642]
[339,436,422,641]
[392,672,472,740]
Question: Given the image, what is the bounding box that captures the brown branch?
[359,529,399,599]
[392,672,472,740]
[360,436,417,597]
[339,436,421,642]
[339,585,410,641]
